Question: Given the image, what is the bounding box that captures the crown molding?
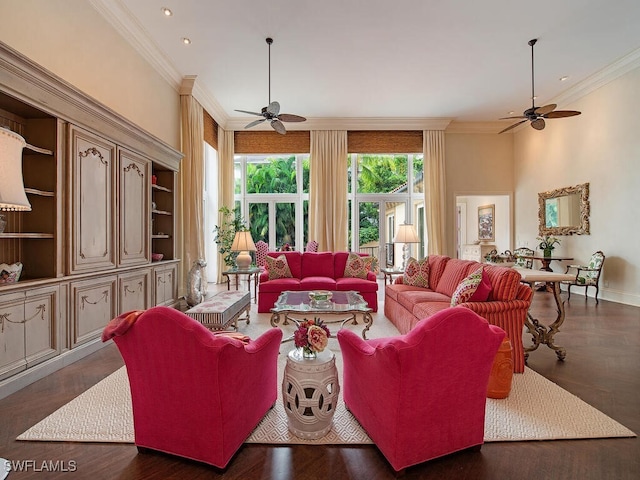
[89,0,182,90]
[445,122,508,134]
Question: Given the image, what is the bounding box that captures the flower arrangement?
[294,318,330,357]
[537,235,561,256]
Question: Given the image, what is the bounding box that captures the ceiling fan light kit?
[499,38,581,134]
[235,37,306,135]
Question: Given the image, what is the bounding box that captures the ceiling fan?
[499,39,581,134]
[235,37,306,135]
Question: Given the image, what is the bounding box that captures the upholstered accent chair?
[305,240,319,252]
[563,251,606,304]
[254,240,269,271]
[337,307,505,473]
[513,247,535,269]
[102,306,282,469]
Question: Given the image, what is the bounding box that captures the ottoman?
[185,290,250,330]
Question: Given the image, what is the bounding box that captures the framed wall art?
[478,204,495,242]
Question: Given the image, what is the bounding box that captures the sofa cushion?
[426,255,451,291]
[403,257,430,287]
[336,277,379,292]
[299,277,337,291]
[435,259,477,297]
[483,265,521,301]
[412,301,451,320]
[301,252,335,279]
[384,283,424,302]
[397,290,451,311]
[343,252,370,279]
[265,254,294,280]
[258,277,301,293]
[450,266,491,306]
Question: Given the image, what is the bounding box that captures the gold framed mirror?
[538,183,590,236]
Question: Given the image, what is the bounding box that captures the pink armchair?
[102,306,282,469]
[337,307,505,473]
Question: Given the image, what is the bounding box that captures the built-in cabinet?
[0,42,182,397]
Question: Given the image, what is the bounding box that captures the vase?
[543,248,553,258]
[0,214,5,233]
[301,347,317,360]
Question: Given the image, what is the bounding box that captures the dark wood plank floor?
[1,288,638,479]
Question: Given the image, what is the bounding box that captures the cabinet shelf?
[151,209,172,216]
[24,187,55,197]
[152,184,172,193]
[152,234,171,239]
[0,232,54,239]
[25,143,54,155]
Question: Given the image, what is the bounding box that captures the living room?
[1,1,639,478]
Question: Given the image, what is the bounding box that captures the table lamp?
[393,223,420,270]
[231,230,256,269]
[0,127,31,212]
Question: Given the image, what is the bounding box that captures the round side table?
[282,348,340,439]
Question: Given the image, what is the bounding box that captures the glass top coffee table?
[270,290,373,339]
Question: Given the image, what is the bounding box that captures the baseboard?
[0,339,109,400]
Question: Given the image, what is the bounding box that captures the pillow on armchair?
[265,254,293,280]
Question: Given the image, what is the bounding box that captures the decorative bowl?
[0,262,23,284]
[151,253,164,262]
[309,290,333,302]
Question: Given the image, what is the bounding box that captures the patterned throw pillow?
[265,254,293,280]
[450,266,491,306]
[364,256,380,275]
[403,257,430,288]
[343,253,369,279]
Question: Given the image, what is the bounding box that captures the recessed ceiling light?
[161,7,173,16]
[181,37,192,45]
[559,76,569,82]
[508,111,515,115]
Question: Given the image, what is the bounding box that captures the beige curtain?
[309,131,348,251]
[217,127,235,282]
[423,130,446,255]
[179,94,205,291]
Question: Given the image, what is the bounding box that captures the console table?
[516,268,576,361]
[520,254,574,272]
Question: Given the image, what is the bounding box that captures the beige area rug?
[17,309,636,445]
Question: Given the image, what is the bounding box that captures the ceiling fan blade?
[235,109,264,117]
[266,101,280,116]
[544,110,582,118]
[244,118,266,129]
[278,113,307,123]
[531,118,546,130]
[534,104,557,115]
[270,119,286,135]
[499,116,527,120]
[498,120,527,134]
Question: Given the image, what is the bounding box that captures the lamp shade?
[393,223,420,244]
[231,230,256,252]
[0,127,31,211]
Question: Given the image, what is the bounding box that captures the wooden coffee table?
[270,290,373,339]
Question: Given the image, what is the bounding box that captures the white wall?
[457,194,511,253]
[514,66,640,306]
[0,0,181,149]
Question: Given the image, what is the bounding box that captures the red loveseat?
[258,251,378,313]
[102,306,282,469]
[384,255,532,372]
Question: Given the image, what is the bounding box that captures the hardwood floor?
[1,286,638,479]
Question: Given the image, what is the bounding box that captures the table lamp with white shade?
[393,223,420,270]
[0,127,31,212]
[231,230,256,269]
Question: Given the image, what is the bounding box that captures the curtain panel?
[309,131,348,252]
[423,130,446,255]
[217,127,235,283]
[179,95,206,290]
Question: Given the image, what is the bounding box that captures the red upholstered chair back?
[338,306,505,472]
[102,306,282,468]
[255,240,269,268]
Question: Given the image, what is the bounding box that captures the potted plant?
[537,235,561,258]
[213,206,247,267]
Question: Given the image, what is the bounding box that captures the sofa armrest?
[394,276,404,284]
[459,299,531,315]
[244,328,283,354]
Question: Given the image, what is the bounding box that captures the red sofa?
[338,307,505,472]
[384,255,532,372]
[258,251,378,313]
[102,306,282,469]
